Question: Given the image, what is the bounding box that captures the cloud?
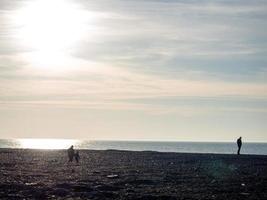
[67,0,267,83]
[0,0,267,114]
[0,65,266,108]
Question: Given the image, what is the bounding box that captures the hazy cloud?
[0,0,267,140]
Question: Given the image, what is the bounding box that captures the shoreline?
[1,147,267,156]
[1,149,267,199]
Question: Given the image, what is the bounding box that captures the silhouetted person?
[75,151,80,163]
[237,137,242,155]
[67,145,75,162]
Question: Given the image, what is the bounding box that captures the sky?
[0,0,267,142]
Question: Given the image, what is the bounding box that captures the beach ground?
[0,149,267,199]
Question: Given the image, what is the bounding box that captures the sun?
[12,0,93,70]
[14,0,88,52]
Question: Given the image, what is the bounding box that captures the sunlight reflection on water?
[18,138,78,149]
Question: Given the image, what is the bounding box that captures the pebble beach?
[0,149,267,199]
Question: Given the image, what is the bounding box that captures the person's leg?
[237,146,240,155]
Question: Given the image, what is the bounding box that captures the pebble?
[107,174,119,179]
[240,192,250,196]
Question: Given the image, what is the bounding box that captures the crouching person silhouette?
[75,151,80,163]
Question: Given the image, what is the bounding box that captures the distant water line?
[0,139,266,155]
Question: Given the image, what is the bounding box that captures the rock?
[107,174,119,179]
[25,182,38,186]
[240,192,250,196]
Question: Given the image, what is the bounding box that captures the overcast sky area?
[0,0,267,142]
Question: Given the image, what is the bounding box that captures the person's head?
[239,137,242,139]
[70,145,74,149]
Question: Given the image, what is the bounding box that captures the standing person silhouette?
[67,145,75,162]
[237,137,242,155]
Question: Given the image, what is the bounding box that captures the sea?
[0,139,266,155]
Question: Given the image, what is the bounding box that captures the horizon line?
[1,137,267,144]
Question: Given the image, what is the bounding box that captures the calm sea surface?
[0,139,267,155]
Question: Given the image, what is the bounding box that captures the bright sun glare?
[19,139,78,149]
[13,0,92,70]
[15,0,87,51]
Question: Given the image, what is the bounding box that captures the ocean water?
[0,139,267,155]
